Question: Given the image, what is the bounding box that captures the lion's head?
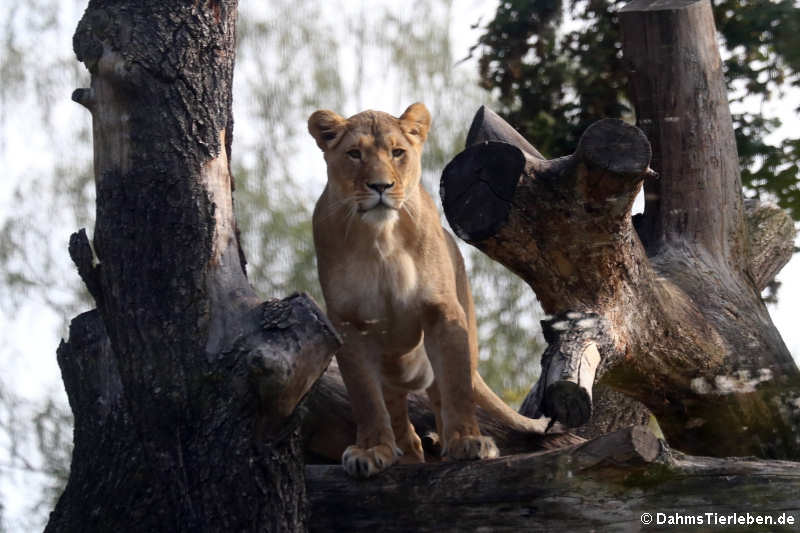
[308,103,431,226]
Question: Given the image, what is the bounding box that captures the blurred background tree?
[473,0,800,220]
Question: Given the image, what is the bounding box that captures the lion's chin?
[361,205,399,226]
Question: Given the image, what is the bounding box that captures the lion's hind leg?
[423,304,499,461]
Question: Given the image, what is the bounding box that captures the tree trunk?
[47,2,340,531]
[439,0,800,459]
[306,426,800,532]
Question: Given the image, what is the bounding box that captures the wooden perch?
[439,0,800,459]
[306,425,800,531]
[441,108,654,429]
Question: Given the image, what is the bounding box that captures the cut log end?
[250,294,341,427]
[465,105,544,159]
[440,141,525,242]
[522,315,606,428]
[543,381,592,428]
[576,118,651,178]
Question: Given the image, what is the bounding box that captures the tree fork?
[442,107,660,430]
[440,0,800,459]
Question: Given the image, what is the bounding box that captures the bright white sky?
[0,0,799,530]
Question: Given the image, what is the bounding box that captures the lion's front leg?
[383,385,425,464]
[423,303,499,461]
[336,349,400,478]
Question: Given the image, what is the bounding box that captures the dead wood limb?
[744,199,797,291]
[520,312,606,427]
[439,0,800,459]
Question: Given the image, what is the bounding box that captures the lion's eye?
[347,149,361,160]
[392,149,405,158]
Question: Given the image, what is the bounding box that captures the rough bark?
[307,426,800,531]
[439,0,800,459]
[48,2,340,531]
[743,199,797,291]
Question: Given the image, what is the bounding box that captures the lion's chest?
[326,248,422,350]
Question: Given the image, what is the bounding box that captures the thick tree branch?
[744,199,797,291]
[442,110,651,312]
[306,426,800,531]
[441,109,659,428]
[251,295,340,429]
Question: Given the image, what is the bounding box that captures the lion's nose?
[367,182,395,194]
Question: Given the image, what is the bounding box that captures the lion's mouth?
[358,200,398,214]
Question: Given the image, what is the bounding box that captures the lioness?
[309,103,548,478]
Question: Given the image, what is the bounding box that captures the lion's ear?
[399,102,431,144]
[308,110,346,151]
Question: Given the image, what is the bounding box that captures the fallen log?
[307,426,800,532]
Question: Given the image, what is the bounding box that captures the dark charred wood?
[51,1,341,530]
[49,294,339,532]
[68,228,102,304]
[520,312,609,427]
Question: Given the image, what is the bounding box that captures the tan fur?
[309,103,548,478]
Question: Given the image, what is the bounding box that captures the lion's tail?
[472,373,550,434]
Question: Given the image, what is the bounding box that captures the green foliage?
[474,0,800,219]
[0,1,89,530]
[469,253,544,407]
[233,0,346,303]
[0,385,73,532]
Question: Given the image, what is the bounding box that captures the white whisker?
[317,196,353,223]
[402,200,419,233]
[343,203,358,242]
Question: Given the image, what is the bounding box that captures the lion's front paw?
[341,443,399,478]
[445,435,499,461]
